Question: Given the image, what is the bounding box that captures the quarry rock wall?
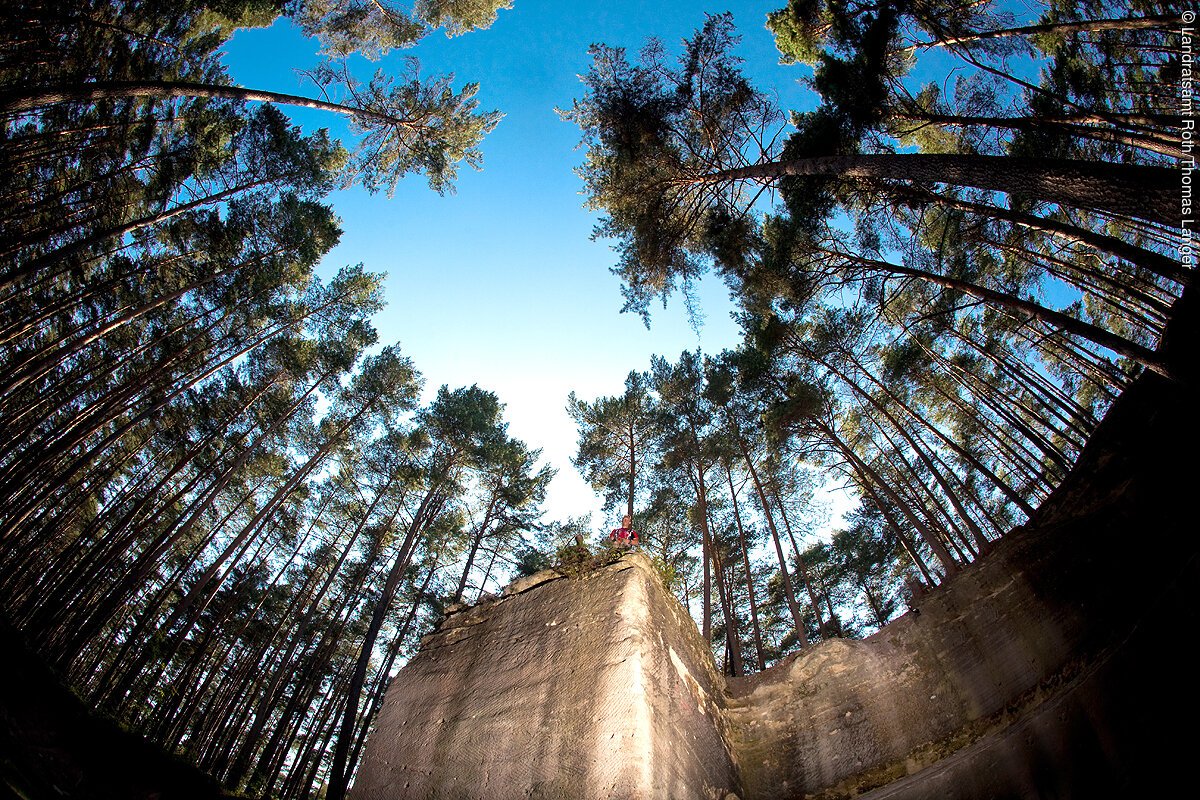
[724,369,1195,798]
[731,369,1195,798]
[725,524,1129,799]
[352,370,1196,800]
[350,553,740,800]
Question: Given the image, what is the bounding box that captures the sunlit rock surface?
[726,366,1193,798]
[350,552,740,800]
[353,363,1194,799]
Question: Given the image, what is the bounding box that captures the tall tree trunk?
[99,406,367,709]
[728,421,810,646]
[889,110,1182,158]
[817,420,961,577]
[0,79,417,126]
[832,361,992,552]
[711,152,1175,226]
[724,462,766,668]
[326,480,451,800]
[454,488,501,601]
[708,536,743,677]
[769,484,833,639]
[627,420,637,522]
[833,251,1172,377]
[899,185,1186,284]
[687,462,713,645]
[837,348,1038,518]
[349,556,443,772]
[903,14,1177,53]
[856,476,936,584]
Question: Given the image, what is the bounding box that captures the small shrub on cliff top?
[553,539,626,576]
[649,554,680,594]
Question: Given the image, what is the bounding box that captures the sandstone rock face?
[724,539,1095,798]
[349,553,740,800]
[721,370,1195,798]
[351,369,1195,799]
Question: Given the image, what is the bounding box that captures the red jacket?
[610,526,639,545]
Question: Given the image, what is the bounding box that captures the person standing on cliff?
[609,514,639,549]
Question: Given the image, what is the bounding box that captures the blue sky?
[222,2,832,531]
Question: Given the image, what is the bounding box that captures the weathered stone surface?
[350,553,740,800]
[353,358,1196,799]
[724,367,1197,799]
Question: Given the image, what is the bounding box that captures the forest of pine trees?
[0,2,548,798]
[564,0,1183,674]
[0,0,1186,797]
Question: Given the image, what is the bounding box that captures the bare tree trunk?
[818,420,961,577]
[712,152,1176,227]
[0,79,414,126]
[903,14,1177,53]
[724,463,766,668]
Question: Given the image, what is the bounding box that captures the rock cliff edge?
[352,365,1196,799]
